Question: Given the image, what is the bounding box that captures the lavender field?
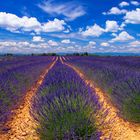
[0,56,140,140]
[1,0,140,139]
[64,56,140,122]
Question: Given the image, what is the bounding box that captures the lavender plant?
[0,56,54,129]
[65,56,140,123]
[31,60,103,140]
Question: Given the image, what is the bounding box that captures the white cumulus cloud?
[48,40,58,46]
[42,18,66,32]
[61,39,71,44]
[129,40,140,47]
[105,20,120,32]
[119,1,129,7]
[100,42,110,47]
[110,31,135,42]
[131,1,140,6]
[32,36,44,42]
[89,41,96,45]
[0,12,67,33]
[0,40,59,53]
[0,12,41,33]
[103,7,127,15]
[124,8,140,24]
[81,24,105,37]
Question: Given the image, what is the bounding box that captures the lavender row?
[31,59,106,139]
[65,56,140,123]
[0,56,54,74]
[0,56,54,128]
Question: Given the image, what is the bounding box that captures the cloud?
[50,32,87,41]
[0,40,64,53]
[61,39,71,44]
[100,42,110,47]
[63,29,70,33]
[0,41,35,49]
[119,1,129,7]
[120,22,126,30]
[84,41,97,50]
[105,20,120,32]
[103,7,127,15]
[0,41,43,53]
[38,0,86,21]
[124,8,140,24]
[0,12,41,33]
[32,36,44,42]
[0,12,67,33]
[52,20,121,41]
[110,31,135,42]
[42,18,66,32]
[89,41,96,45]
[129,40,140,47]
[131,1,140,6]
[111,33,118,37]
[80,21,120,38]
[48,40,58,46]
[81,24,105,37]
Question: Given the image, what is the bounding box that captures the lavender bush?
[0,56,54,127]
[31,59,103,140]
[65,56,140,122]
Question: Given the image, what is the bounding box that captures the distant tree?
[39,53,57,56]
[47,53,57,56]
[4,53,13,56]
[73,53,80,56]
[81,52,88,56]
[51,53,57,56]
[41,53,47,56]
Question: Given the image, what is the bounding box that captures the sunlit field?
[0,56,140,140]
[0,0,140,139]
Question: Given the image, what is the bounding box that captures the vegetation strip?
[65,56,140,123]
[31,58,110,139]
[0,58,57,140]
[63,57,140,140]
[0,56,54,126]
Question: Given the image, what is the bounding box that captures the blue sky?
[0,0,140,53]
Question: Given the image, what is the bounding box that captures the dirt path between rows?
[61,57,140,140]
[0,58,57,140]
